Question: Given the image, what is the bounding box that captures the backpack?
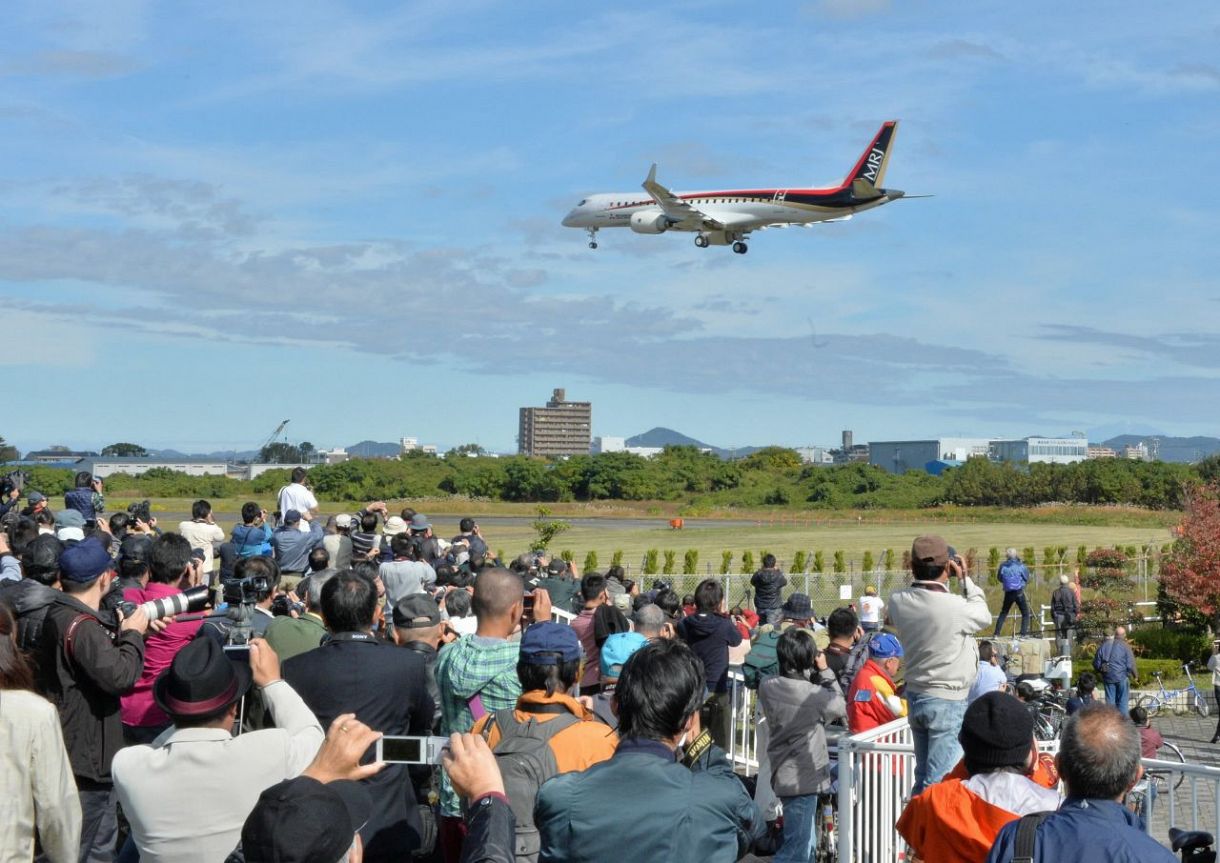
[743,629,781,689]
[482,708,581,863]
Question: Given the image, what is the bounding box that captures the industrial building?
[78,457,230,479]
[591,436,664,458]
[868,438,992,474]
[518,389,592,457]
[991,437,1089,465]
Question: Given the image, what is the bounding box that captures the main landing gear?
[587,228,599,249]
[694,234,709,248]
[732,241,748,254]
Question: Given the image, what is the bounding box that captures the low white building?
[80,457,230,479]
[591,436,626,454]
[992,437,1089,465]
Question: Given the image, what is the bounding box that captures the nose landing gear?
[587,228,599,249]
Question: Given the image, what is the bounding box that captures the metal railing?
[1143,756,1220,837]
[836,717,916,863]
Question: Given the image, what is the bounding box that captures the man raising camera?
[198,556,283,645]
[33,536,152,863]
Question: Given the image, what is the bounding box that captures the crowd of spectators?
[0,473,1189,862]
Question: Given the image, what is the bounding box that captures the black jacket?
[0,577,61,652]
[34,593,145,783]
[462,794,516,863]
[401,639,441,732]
[750,568,788,611]
[283,633,435,862]
[676,613,743,694]
[1051,585,1079,622]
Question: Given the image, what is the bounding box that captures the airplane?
[561,120,916,254]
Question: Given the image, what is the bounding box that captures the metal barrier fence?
[1143,756,1220,838]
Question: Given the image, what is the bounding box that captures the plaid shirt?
[435,634,521,816]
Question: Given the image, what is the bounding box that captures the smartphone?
[376,735,449,765]
[521,592,536,625]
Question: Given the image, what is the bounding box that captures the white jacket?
[887,578,993,699]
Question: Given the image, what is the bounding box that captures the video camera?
[223,574,272,606]
[119,584,211,623]
[127,499,153,525]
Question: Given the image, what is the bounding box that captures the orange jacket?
[472,689,618,774]
[945,754,1059,789]
[897,773,1059,863]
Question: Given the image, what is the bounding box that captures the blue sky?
[2,1,1219,454]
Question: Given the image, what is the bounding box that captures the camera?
[270,594,304,617]
[119,584,211,622]
[223,574,272,605]
[375,735,450,765]
[0,470,28,498]
[127,499,153,525]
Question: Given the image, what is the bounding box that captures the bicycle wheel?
[1136,694,1162,718]
[1157,741,1187,791]
[1196,690,1211,718]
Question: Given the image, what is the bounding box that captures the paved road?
[1146,696,1220,848]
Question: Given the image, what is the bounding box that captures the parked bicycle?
[1137,663,1211,717]
[1170,826,1215,863]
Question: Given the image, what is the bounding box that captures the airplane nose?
[562,210,579,227]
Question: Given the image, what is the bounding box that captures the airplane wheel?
[694,235,709,248]
[732,241,748,254]
[589,241,598,249]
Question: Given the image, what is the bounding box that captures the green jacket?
[263,613,327,663]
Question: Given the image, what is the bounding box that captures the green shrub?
[1077,545,1088,565]
[719,551,733,575]
[1079,597,1122,638]
[884,548,896,570]
[683,549,699,575]
[662,550,677,574]
[560,549,574,563]
[792,550,807,574]
[643,549,659,574]
[583,550,598,573]
[611,550,624,568]
[813,550,825,573]
[1130,628,1211,666]
[1043,546,1057,566]
[1022,546,1036,567]
[1071,659,1183,688]
[741,551,755,574]
[862,550,875,572]
[833,550,846,574]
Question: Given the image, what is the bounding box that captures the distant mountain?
[1101,435,1220,463]
[345,440,402,458]
[147,448,258,461]
[626,427,713,449]
[625,427,766,460]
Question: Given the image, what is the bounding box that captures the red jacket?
[846,658,907,733]
[120,583,203,728]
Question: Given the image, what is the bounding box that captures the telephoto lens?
[137,584,211,622]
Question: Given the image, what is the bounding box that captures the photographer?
[179,499,225,578]
[278,467,319,530]
[675,579,743,749]
[536,558,580,614]
[379,533,438,614]
[535,639,763,863]
[233,502,274,558]
[200,556,282,645]
[120,533,206,744]
[33,536,151,863]
[63,471,105,525]
[0,533,64,650]
[887,535,992,795]
[271,509,324,588]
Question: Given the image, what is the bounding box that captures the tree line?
[7,446,1211,510]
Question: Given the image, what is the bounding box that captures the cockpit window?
[577,199,587,206]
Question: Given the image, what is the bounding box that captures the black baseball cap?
[392,594,442,629]
[241,775,372,863]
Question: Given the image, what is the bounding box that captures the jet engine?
[629,211,671,234]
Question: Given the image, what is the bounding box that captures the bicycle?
[1137,663,1210,717]
[1170,826,1216,863]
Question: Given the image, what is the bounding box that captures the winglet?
[644,163,658,188]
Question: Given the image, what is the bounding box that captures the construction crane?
[259,419,291,455]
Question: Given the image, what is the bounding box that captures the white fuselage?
[561,189,889,233]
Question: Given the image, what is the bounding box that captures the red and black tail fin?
[844,121,899,194]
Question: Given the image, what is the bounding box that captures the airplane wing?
[642,164,724,231]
